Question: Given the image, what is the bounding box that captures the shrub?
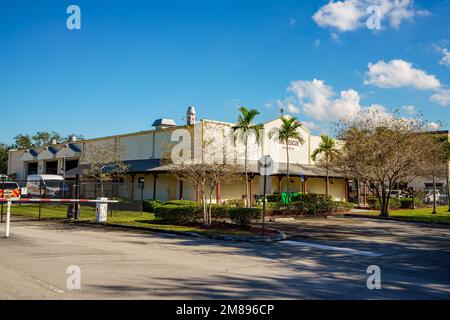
[164,200,199,206]
[222,199,244,207]
[399,197,423,209]
[293,194,335,215]
[154,204,201,224]
[334,201,354,212]
[367,197,400,210]
[227,207,262,226]
[266,194,281,203]
[143,200,163,213]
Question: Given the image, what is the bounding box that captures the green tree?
[233,107,263,208]
[0,143,10,174]
[13,134,33,149]
[270,116,305,198]
[32,131,63,147]
[312,135,340,197]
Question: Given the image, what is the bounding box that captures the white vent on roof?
[152,119,177,130]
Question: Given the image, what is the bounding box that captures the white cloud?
[289,18,297,27]
[302,121,321,131]
[402,105,417,115]
[427,122,441,131]
[313,38,321,47]
[313,0,365,32]
[430,89,450,106]
[330,32,341,43]
[287,79,361,121]
[276,98,301,114]
[364,59,440,90]
[439,48,450,66]
[312,0,429,32]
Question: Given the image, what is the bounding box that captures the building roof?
[68,144,81,153]
[124,159,161,172]
[29,150,38,157]
[146,161,343,178]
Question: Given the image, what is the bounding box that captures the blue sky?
[0,0,449,144]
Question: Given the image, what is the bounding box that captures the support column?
[152,174,158,200]
[345,178,349,202]
[216,182,221,205]
[277,176,282,193]
[130,174,135,200]
[364,183,368,207]
[249,176,254,207]
[196,185,200,203]
[179,179,183,200]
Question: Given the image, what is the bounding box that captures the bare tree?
[334,109,437,217]
[82,141,129,196]
[172,163,242,227]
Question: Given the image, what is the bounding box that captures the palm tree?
[312,135,339,197]
[233,107,263,208]
[270,116,305,199]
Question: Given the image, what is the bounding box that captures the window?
[45,161,58,175]
[27,162,38,175]
[65,159,79,171]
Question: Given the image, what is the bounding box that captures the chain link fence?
[348,182,449,208]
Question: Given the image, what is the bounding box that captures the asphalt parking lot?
[0,216,449,300]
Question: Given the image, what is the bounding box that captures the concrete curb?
[344,213,450,227]
[65,220,286,242]
[207,231,287,242]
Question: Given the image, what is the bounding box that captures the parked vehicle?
[424,190,441,204]
[390,190,407,198]
[26,175,69,197]
[0,181,21,199]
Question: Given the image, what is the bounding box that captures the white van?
[26,175,68,197]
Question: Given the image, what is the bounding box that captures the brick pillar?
[216,182,221,205]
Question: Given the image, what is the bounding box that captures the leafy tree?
[269,116,305,198]
[0,143,9,174]
[312,135,340,197]
[335,109,435,217]
[232,107,263,208]
[32,131,63,147]
[13,134,33,149]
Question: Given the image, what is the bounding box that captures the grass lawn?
[359,206,450,223]
[4,204,256,237]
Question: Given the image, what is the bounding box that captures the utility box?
[95,198,108,223]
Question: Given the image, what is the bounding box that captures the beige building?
[7,107,348,203]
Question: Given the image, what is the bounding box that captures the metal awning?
[146,161,343,178]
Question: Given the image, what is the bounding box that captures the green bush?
[334,201,354,212]
[164,200,199,206]
[293,194,335,215]
[399,197,423,209]
[227,207,262,225]
[143,200,163,212]
[154,203,261,226]
[266,194,281,203]
[154,204,202,224]
[222,199,244,207]
[367,197,400,210]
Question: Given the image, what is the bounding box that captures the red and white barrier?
[0,198,118,203]
[1,198,118,238]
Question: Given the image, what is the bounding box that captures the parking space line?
[281,240,383,257]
